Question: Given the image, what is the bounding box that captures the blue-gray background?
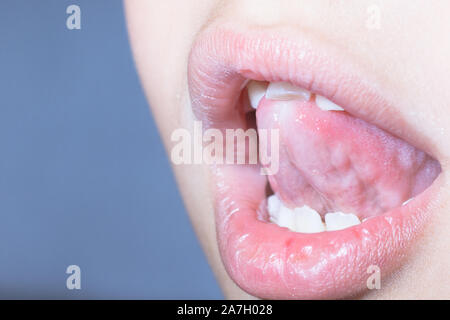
[0,0,222,298]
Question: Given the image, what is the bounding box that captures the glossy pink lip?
[187,22,442,299]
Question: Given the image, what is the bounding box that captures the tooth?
[267,194,281,216]
[266,81,311,101]
[315,94,344,111]
[293,205,326,233]
[270,205,296,231]
[325,212,361,231]
[247,80,268,109]
[266,196,292,230]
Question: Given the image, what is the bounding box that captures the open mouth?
[187,23,443,299]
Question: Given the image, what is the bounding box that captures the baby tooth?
[315,95,344,111]
[293,205,326,233]
[267,194,281,216]
[325,212,361,231]
[247,80,268,109]
[266,82,311,101]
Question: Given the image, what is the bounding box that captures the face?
[125,0,450,299]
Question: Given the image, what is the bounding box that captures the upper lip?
[187,21,443,299]
[189,21,440,159]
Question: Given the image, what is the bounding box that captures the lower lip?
[212,164,440,299]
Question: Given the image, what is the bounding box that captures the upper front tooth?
[293,205,325,233]
[315,95,344,111]
[325,212,361,231]
[247,80,268,109]
[265,82,311,101]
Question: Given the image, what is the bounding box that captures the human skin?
[125,0,450,299]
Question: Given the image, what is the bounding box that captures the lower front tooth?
[272,205,296,231]
[267,194,281,216]
[325,212,361,231]
[293,205,325,233]
[265,81,311,101]
[267,195,361,233]
[315,94,345,111]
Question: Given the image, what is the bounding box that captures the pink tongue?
[256,98,441,218]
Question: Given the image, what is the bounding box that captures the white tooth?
[271,205,296,231]
[293,205,325,233]
[402,198,413,206]
[315,94,344,111]
[267,194,281,216]
[247,80,268,109]
[265,81,311,101]
[325,212,361,231]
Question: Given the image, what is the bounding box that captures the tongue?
[256,98,441,219]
